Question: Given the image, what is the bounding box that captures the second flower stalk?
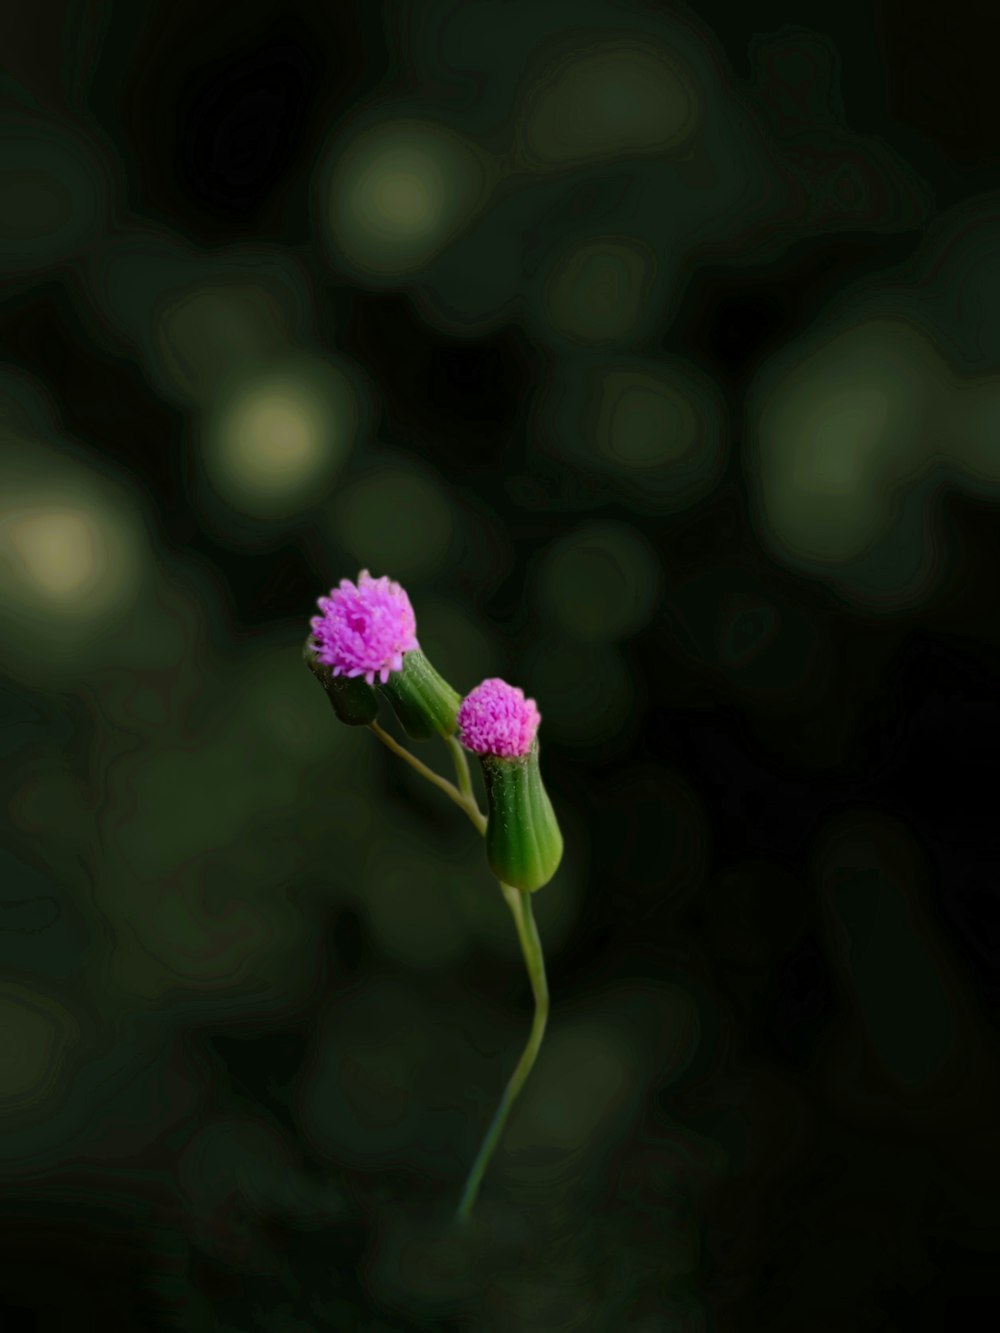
[304,569,563,1221]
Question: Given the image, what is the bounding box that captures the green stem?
[455,883,549,1224]
[368,721,472,819]
[445,733,486,834]
[369,718,549,1223]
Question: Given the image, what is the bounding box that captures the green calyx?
[480,742,563,893]
[377,648,461,740]
[303,639,378,726]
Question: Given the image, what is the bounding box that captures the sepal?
[303,639,378,726]
[479,741,563,893]
[378,648,461,740]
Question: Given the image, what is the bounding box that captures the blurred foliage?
[1,0,1000,1329]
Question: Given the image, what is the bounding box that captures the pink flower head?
[309,569,419,685]
[457,678,541,758]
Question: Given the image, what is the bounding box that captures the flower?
[457,678,541,758]
[307,569,461,737]
[310,569,419,686]
[458,678,560,892]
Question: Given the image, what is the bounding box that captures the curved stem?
[367,720,550,1222]
[445,733,486,834]
[455,884,549,1224]
[445,733,474,802]
[368,721,466,811]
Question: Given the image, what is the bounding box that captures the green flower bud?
[303,639,378,726]
[377,648,462,741]
[480,743,563,893]
[456,678,562,893]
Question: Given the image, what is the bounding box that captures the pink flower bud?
[457,678,541,759]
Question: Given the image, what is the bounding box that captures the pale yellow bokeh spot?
[0,492,136,623]
[328,120,494,276]
[366,161,439,235]
[203,357,358,516]
[223,390,321,484]
[3,506,104,597]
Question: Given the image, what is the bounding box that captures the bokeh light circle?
[535,521,662,642]
[519,40,700,169]
[748,317,946,566]
[202,354,359,519]
[325,120,494,277]
[543,236,656,345]
[0,432,144,681]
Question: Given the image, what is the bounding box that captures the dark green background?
[2,1,1000,1329]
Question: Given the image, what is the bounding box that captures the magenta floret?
[457,678,541,758]
[310,569,419,685]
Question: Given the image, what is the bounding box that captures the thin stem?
[368,721,468,814]
[455,884,549,1224]
[445,733,474,802]
[368,719,549,1222]
[445,733,486,834]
